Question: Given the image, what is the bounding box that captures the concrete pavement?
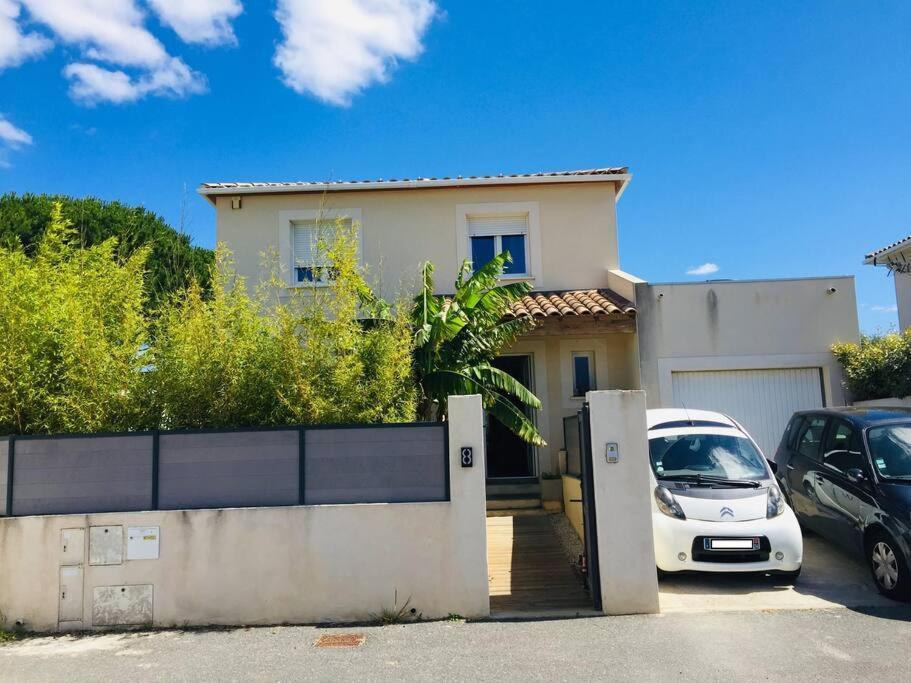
[2,606,911,681]
[659,532,893,613]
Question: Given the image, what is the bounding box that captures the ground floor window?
[572,351,595,397]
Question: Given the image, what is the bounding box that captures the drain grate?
[314,634,365,648]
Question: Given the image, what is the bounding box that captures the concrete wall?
[895,271,911,330]
[0,397,489,632]
[586,390,659,615]
[635,277,860,408]
[214,183,620,300]
[853,397,911,408]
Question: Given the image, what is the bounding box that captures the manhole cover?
[314,634,365,648]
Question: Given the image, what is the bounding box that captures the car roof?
[792,406,911,427]
[646,408,738,431]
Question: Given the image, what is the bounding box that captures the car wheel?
[868,532,911,601]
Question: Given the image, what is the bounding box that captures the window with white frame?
[292,219,350,284]
[468,214,530,276]
[572,351,596,397]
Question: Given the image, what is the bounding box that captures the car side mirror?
[846,468,866,484]
[767,459,778,475]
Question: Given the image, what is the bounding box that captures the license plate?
[706,538,757,550]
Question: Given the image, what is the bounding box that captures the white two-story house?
[199,167,859,504]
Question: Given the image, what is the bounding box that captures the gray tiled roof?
[199,167,628,193]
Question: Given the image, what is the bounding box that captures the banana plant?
[412,252,545,445]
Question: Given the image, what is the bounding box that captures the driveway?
[2,607,911,681]
[659,531,894,612]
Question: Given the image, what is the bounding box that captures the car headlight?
[767,485,784,518]
[654,485,686,520]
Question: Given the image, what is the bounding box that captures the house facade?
[864,234,911,330]
[199,168,859,503]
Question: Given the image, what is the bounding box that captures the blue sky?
[1,1,909,332]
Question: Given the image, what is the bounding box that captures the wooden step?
[486,497,541,511]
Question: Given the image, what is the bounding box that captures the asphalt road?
[2,606,911,681]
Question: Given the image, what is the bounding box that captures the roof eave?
[864,238,911,265]
[197,172,632,205]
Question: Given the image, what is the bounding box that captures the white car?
[648,408,803,581]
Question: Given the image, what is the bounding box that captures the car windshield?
[648,433,768,481]
[867,424,911,480]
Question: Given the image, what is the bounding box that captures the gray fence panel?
[158,430,299,510]
[0,439,8,516]
[305,425,446,504]
[12,435,153,516]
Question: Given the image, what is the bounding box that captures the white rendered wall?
[0,396,489,632]
[586,390,660,615]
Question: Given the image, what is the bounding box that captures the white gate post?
[587,390,660,614]
[446,394,490,618]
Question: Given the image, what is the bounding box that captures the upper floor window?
[292,219,350,285]
[467,214,530,276]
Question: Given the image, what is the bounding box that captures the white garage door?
[671,368,825,457]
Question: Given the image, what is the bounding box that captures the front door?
[485,355,536,480]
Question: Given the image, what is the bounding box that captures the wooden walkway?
[487,513,592,614]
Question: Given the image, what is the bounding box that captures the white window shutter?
[467,214,528,236]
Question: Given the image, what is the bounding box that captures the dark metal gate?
[578,403,602,610]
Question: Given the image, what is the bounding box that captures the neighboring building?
[864,234,911,330]
[199,168,859,503]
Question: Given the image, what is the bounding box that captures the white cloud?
[0,114,32,169]
[23,0,166,66]
[0,114,32,148]
[64,58,205,105]
[871,304,898,313]
[0,0,51,70]
[686,263,720,276]
[274,0,438,106]
[147,0,243,46]
[19,0,206,103]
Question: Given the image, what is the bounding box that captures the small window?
[467,214,530,275]
[572,352,595,398]
[822,419,863,474]
[796,416,827,461]
[292,220,348,285]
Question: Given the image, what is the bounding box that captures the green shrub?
[148,220,416,429]
[0,204,152,435]
[145,252,287,429]
[273,220,416,425]
[0,193,213,312]
[832,331,911,401]
[0,211,416,435]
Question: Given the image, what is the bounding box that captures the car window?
[822,419,864,474]
[785,416,804,450]
[796,416,827,461]
[867,424,911,480]
[648,434,768,480]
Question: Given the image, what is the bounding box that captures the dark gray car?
[772,407,911,600]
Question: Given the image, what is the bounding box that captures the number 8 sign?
[460,447,473,468]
